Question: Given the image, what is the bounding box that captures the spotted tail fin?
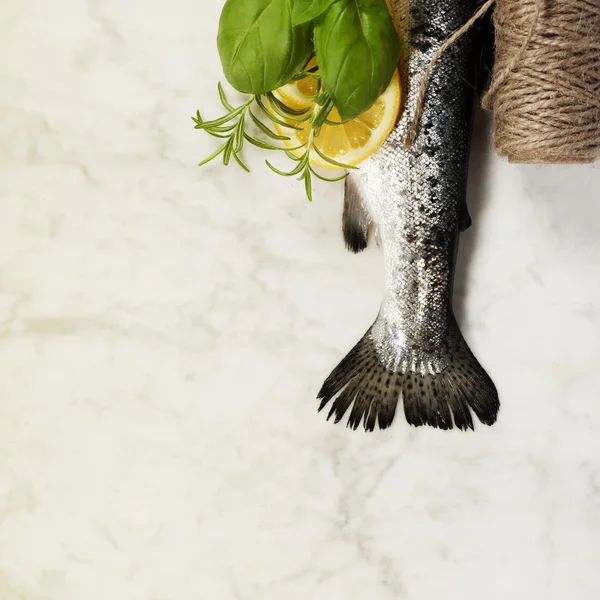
[317,319,499,432]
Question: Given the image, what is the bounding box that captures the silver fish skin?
[318,0,499,431]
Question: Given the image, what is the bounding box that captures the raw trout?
[317,0,500,431]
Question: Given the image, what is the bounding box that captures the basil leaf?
[218,0,313,95]
[314,0,400,120]
[292,0,337,25]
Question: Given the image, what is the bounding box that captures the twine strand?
[404,0,497,149]
[481,0,543,110]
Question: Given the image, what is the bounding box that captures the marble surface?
[1,1,600,599]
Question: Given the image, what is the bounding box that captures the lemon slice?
[276,58,321,109]
[273,64,402,170]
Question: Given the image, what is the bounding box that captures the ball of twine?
[483,0,600,164]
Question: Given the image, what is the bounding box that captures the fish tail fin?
[342,175,371,253]
[317,320,499,432]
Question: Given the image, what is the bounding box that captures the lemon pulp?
[274,63,402,170]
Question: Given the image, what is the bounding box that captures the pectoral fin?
[342,175,372,253]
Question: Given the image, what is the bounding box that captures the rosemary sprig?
[192,90,254,172]
[194,81,354,201]
[265,129,353,202]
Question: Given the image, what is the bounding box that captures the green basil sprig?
[217,0,313,95]
[292,0,337,25]
[314,0,400,120]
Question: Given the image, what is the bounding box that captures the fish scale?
[318,0,500,431]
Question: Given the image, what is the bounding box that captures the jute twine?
[485,0,600,163]
[406,0,600,164]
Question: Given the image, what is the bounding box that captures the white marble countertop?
[1,1,600,599]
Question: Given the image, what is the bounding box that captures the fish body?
[318,0,499,431]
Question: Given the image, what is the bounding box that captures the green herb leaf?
[205,131,233,140]
[314,0,400,120]
[309,166,349,182]
[217,82,234,111]
[243,133,284,151]
[204,123,237,134]
[292,68,320,81]
[313,144,357,170]
[217,0,313,95]
[193,106,246,130]
[285,150,302,161]
[198,143,227,167]
[312,96,334,131]
[265,160,299,177]
[249,110,291,141]
[266,149,308,176]
[223,137,235,165]
[234,118,245,153]
[301,169,313,201]
[255,95,303,130]
[292,0,337,26]
[232,151,251,172]
[266,92,312,117]
[266,93,313,123]
[192,110,203,126]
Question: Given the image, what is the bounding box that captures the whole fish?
[317,0,500,431]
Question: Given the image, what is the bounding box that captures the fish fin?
[317,319,499,432]
[459,198,472,231]
[343,175,371,253]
